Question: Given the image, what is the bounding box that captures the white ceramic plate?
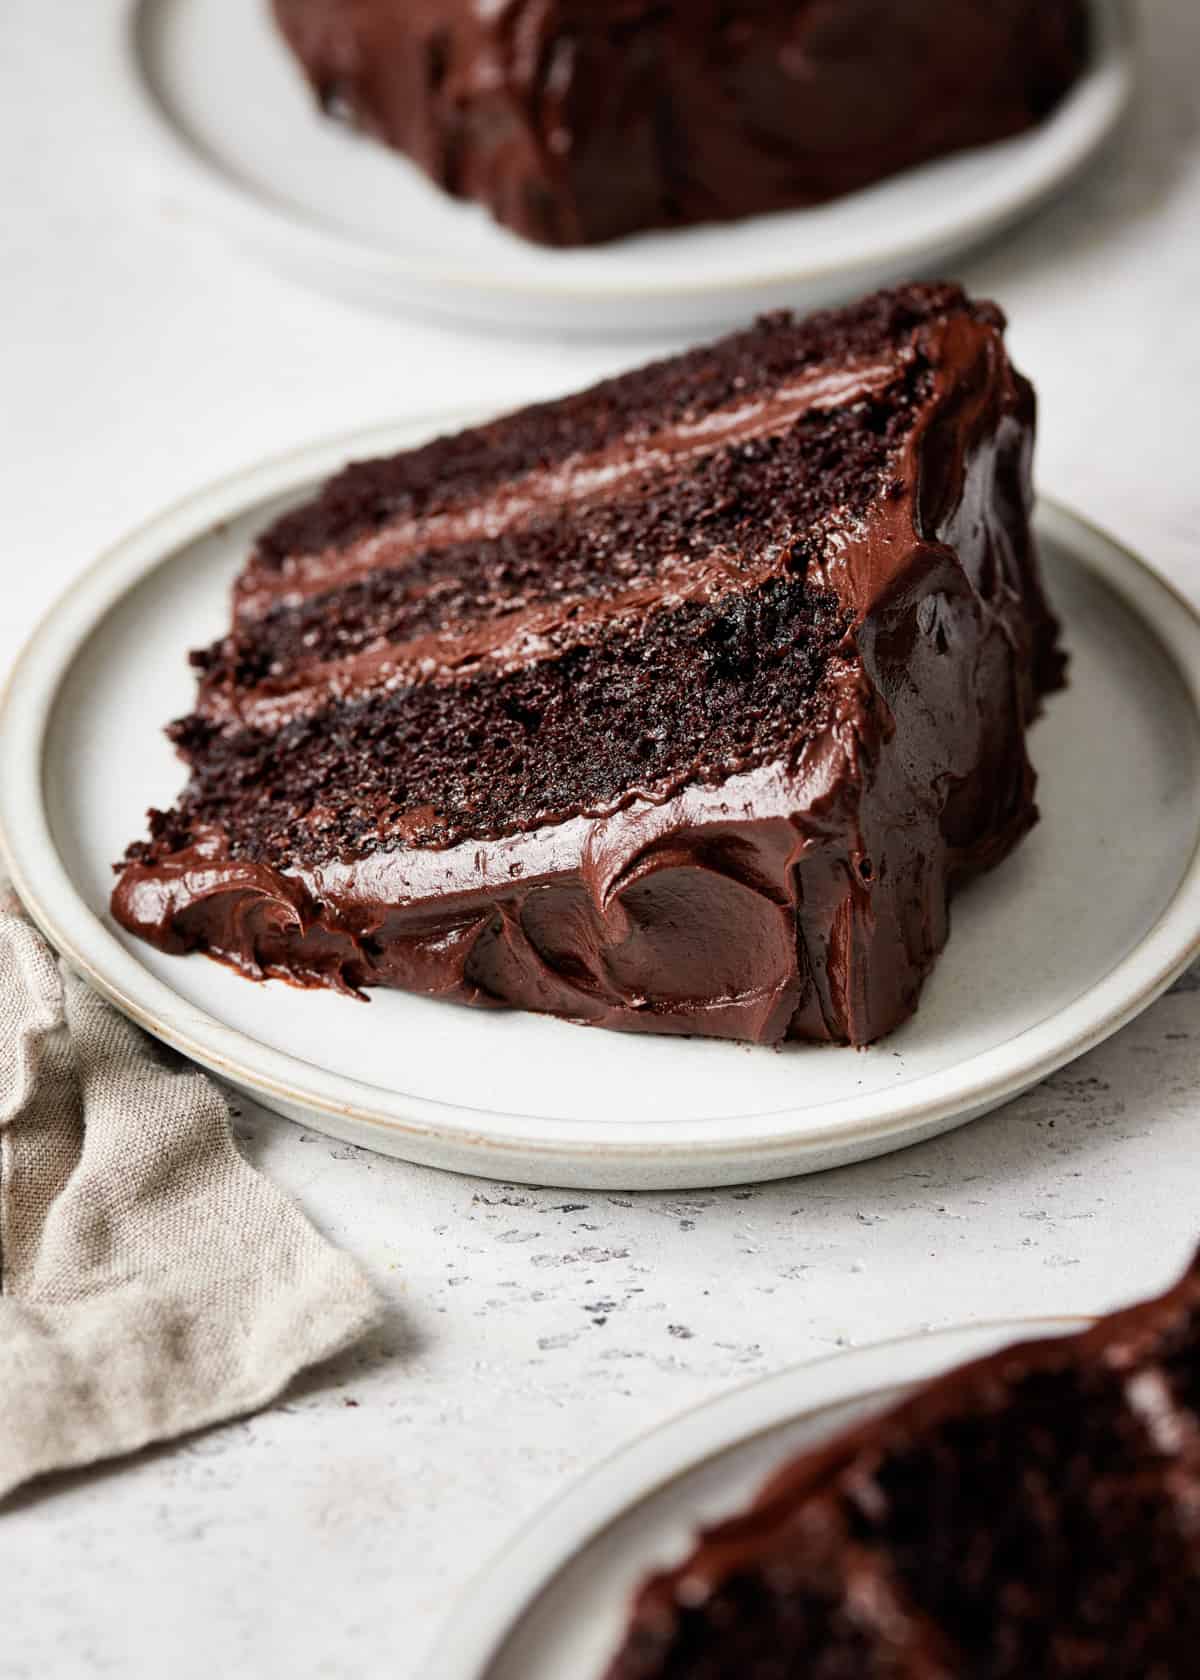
[2,415,1199,1192]
[422,1316,1089,1679]
[120,0,1134,335]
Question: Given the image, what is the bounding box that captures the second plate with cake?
[120,0,1134,333]
[424,1247,1200,1677]
[421,1318,1096,1680]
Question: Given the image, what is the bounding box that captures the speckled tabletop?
[3,3,1200,1676]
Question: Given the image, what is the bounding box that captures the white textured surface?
[2,1,1200,1675]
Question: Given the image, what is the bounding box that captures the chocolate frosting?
[271,0,1089,245]
[603,1250,1200,1679]
[112,295,1061,1049]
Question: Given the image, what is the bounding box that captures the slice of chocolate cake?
[271,0,1090,246]
[112,283,1062,1047]
[605,1250,1200,1680]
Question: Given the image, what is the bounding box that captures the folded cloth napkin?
[0,885,382,1502]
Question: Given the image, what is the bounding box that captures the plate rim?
[2,415,1200,1183]
[119,0,1136,307]
[419,1314,1092,1680]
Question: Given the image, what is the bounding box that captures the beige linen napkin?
[0,886,382,1501]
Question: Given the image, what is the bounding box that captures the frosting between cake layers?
[233,354,907,624]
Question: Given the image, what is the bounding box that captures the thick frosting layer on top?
[112,287,1062,1046]
[272,0,1089,245]
[604,1252,1200,1678]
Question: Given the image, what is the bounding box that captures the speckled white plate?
[2,414,1199,1191]
[118,0,1134,335]
[422,1316,1088,1679]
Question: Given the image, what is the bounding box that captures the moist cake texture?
[113,284,1062,1047]
[604,1249,1200,1679]
[271,0,1090,246]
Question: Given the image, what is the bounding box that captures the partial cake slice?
[113,283,1063,1047]
[271,0,1089,247]
[604,1249,1200,1679]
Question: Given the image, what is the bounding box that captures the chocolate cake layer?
[272,0,1090,246]
[113,284,1062,1046]
[604,1251,1200,1680]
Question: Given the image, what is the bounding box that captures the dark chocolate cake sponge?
[605,1248,1200,1680]
[271,0,1090,246]
[113,283,1062,1047]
